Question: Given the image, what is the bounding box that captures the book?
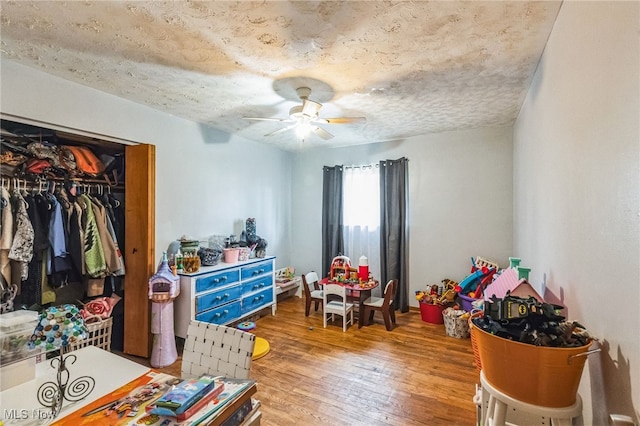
[190,379,257,426]
[154,374,219,412]
[145,377,225,421]
[220,397,255,426]
[238,399,262,426]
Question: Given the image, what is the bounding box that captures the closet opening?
[1,118,155,357]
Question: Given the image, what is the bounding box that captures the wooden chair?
[181,320,255,379]
[363,279,397,331]
[323,284,354,332]
[302,271,323,316]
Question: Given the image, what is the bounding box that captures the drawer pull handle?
[252,269,265,276]
[215,296,221,301]
[214,313,221,318]
[213,276,228,284]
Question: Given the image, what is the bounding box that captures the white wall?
[514,1,640,423]
[291,127,514,303]
[0,60,294,269]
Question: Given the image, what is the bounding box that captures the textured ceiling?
[0,1,561,151]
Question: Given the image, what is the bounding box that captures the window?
[342,165,380,281]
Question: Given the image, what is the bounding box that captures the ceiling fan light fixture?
[295,119,312,138]
[244,85,364,141]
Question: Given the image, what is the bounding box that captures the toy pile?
[473,293,592,348]
[415,278,457,307]
[457,256,594,348]
[453,257,500,309]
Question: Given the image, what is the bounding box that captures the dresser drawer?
[241,275,273,294]
[241,261,273,280]
[241,287,274,315]
[195,269,240,293]
[195,284,242,314]
[195,300,241,325]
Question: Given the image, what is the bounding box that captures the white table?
[0,346,150,425]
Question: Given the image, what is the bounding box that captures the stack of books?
[52,371,258,426]
[146,374,225,421]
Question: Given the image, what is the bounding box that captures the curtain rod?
[343,163,379,170]
[323,158,409,171]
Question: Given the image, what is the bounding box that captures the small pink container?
[223,248,240,263]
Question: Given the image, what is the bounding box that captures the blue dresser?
[174,256,276,339]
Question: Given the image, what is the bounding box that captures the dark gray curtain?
[379,157,409,312]
[322,165,344,278]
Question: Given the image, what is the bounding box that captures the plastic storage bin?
[458,293,478,312]
[419,302,445,324]
[0,310,39,364]
[0,310,39,391]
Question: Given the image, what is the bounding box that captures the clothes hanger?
[107,184,121,208]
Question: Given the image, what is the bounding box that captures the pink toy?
[483,267,544,303]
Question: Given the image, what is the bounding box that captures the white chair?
[323,284,354,332]
[181,320,256,379]
[302,271,324,316]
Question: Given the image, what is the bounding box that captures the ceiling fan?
[243,87,366,140]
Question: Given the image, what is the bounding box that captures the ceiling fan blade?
[243,116,293,122]
[311,125,333,140]
[264,123,298,137]
[301,99,322,117]
[316,117,367,124]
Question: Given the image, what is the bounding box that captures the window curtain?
[379,157,409,312]
[322,165,344,278]
[342,165,381,295]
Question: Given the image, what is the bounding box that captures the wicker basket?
[69,316,113,352]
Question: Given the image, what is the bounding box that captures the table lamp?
[28,303,95,418]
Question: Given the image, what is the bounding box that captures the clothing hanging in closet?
[0,180,126,308]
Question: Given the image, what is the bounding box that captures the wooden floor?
[122,296,480,425]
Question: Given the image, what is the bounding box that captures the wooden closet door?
[123,143,155,357]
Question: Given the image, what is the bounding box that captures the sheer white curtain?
[342,165,381,294]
